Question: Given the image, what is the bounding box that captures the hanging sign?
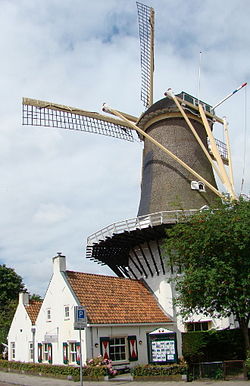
[74,306,87,330]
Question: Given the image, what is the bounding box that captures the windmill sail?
[136,2,154,108]
[22,98,134,142]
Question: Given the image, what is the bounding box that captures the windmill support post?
[166,89,225,184]
[198,104,237,200]
[103,104,224,200]
[223,117,235,190]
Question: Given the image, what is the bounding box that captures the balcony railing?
[87,209,199,247]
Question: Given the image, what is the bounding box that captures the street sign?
[74,306,87,330]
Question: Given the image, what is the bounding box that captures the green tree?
[0,265,24,308]
[30,293,43,302]
[0,264,25,343]
[163,199,250,353]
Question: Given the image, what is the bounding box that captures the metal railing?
[189,360,246,380]
[87,209,199,246]
[207,138,228,162]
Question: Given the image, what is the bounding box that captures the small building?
[8,253,176,367]
[7,292,42,362]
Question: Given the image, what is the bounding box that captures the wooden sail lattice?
[136,1,154,108]
[22,98,134,142]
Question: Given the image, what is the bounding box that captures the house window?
[43,343,49,362]
[186,321,210,331]
[69,342,77,363]
[29,342,34,361]
[109,337,126,361]
[47,309,51,321]
[64,306,70,319]
[10,342,15,359]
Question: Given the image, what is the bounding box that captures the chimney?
[53,252,66,274]
[19,291,29,306]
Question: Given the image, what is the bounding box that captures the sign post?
[74,306,87,386]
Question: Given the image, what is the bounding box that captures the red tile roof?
[25,301,42,324]
[66,271,171,325]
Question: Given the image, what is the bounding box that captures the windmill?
[23,2,240,279]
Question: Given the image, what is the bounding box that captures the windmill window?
[191,181,206,192]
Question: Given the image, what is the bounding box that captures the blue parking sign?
[78,309,85,319]
[74,306,87,329]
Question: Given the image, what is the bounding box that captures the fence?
[189,360,246,380]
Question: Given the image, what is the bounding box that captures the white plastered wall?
[89,323,175,367]
[34,255,86,365]
[8,293,33,362]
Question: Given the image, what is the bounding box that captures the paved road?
[0,371,249,386]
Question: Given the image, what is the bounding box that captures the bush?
[182,329,249,364]
[131,363,187,376]
[245,351,250,379]
[182,331,207,363]
[86,356,117,377]
[0,359,107,380]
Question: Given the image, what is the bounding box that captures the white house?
[7,292,42,362]
[8,253,177,367]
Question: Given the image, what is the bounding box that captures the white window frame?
[46,308,51,322]
[43,343,49,362]
[29,342,34,361]
[64,305,70,319]
[185,321,211,332]
[109,337,127,362]
[10,342,15,359]
[69,342,77,363]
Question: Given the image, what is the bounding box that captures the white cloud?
[33,203,71,225]
[0,0,249,295]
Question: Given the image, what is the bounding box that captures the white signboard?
[44,334,58,343]
[74,306,87,330]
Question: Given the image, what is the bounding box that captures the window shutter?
[100,337,110,360]
[76,342,81,365]
[48,343,52,364]
[128,335,138,361]
[38,343,42,363]
[63,342,68,364]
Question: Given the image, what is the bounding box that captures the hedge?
[131,363,187,376]
[182,328,249,364]
[0,359,107,380]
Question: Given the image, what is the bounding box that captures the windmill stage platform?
[86,209,198,279]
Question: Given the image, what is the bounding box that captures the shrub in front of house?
[131,363,187,378]
[182,329,249,364]
[86,356,117,377]
[0,359,107,380]
[245,351,250,379]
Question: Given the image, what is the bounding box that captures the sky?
[0,0,249,296]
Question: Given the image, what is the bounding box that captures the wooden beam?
[199,104,237,200]
[22,97,137,128]
[167,89,225,184]
[223,117,235,192]
[105,104,225,199]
